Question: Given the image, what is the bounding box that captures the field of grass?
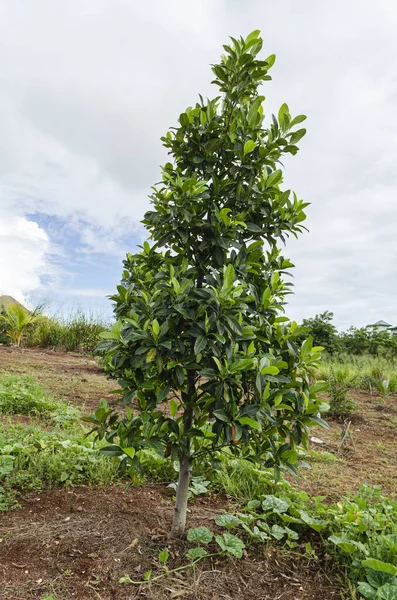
[1,346,397,599]
[317,353,397,394]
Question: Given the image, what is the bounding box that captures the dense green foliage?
[0,423,120,510]
[94,30,328,534]
[317,354,397,395]
[301,312,397,358]
[0,370,396,599]
[0,377,119,510]
[299,311,340,354]
[182,477,397,600]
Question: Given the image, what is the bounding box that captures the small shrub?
[0,303,44,347]
[376,379,391,402]
[327,368,356,417]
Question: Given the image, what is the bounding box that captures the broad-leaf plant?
[88,30,328,536]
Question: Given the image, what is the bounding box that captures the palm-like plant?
[0,304,43,347]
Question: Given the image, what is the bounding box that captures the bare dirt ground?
[0,485,340,600]
[299,389,397,498]
[2,346,397,599]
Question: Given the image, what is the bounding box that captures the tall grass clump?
[26,309,111,353]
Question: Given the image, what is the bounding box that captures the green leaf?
[215,514,242,529]
[265,54,276,68]
[146,347,157,363]
[243,140,256,155]
[328,535,367,555]
[266,169,283,188]
[186,547,208,562]
[194,336,207,355]
[278,103,289,124]
[187,527,213,544]
[270,524,287,540]
[261,366,279,375]
[362,559,397,576]
[357,582,377,600]
[290,128,306,144]
[100,445,124,457]
[179,112,189,126]
[170,399,178,417]
[213,409,229,422]
[289,114,307,128]
[223,263,235,290]
[157,383,171,403]
[215,533,245,558]
[237,416,261,431]
[310,381,329,393]
[158,548,169,564]
[152,319,160,337]
[248,96,264,127]
[298,511,327,532]
[262,495,290,514]
[229,358,254,373]
[377,584,397,600]
[245,29,261,44]
[174,365,185,386]
[121,447,136,459]
[99,330,121,340]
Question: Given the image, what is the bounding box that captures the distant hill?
[0,295,29,313]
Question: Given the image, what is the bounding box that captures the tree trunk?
[171,453,192,537]
[171,372,195,537]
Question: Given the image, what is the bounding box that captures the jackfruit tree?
[89,30,328,536]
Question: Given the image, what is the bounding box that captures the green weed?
[327,368,356,416]
[0,422,121,501]
[0,375,79,425]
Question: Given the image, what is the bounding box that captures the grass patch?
[25,309,110,353]
[0,375,79,425]
[0,422,122,510]
[316,354,397,394]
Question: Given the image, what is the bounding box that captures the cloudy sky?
[0,0,396,329]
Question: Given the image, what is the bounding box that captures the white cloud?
[0,214,50,303]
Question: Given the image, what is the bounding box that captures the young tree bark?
[171,452,192,537]
[171,374,195,537]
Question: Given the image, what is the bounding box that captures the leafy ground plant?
[0,423,121,499]
[376,379,391,403]
[203,478,397,599]
[120,525,246,586]
[92,29,328,537]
